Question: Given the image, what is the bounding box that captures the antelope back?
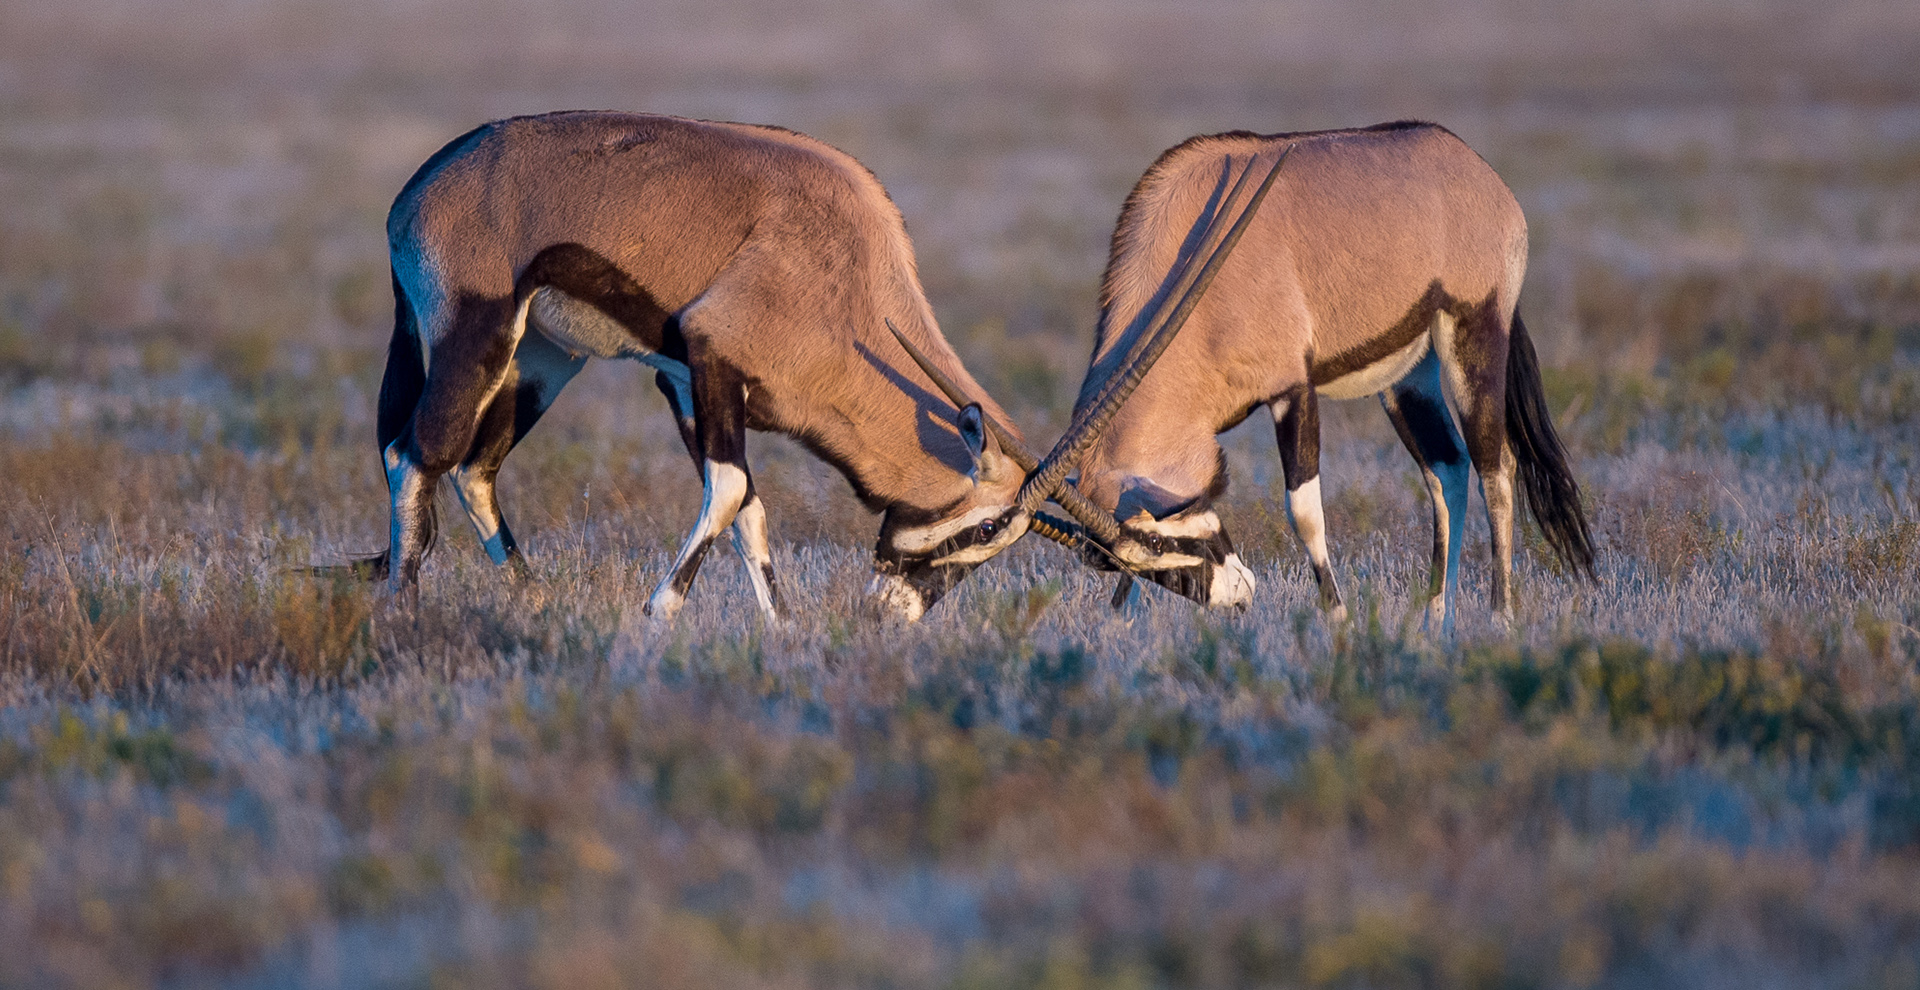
[1076,121,1528,509]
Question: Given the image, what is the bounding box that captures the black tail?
[1504,314,1595,579]
[308,271,433,582]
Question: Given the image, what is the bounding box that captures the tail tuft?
[1505,315,1596,579]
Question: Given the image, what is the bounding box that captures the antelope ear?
[957,403,987,475]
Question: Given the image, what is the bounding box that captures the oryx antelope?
[1022,122,1595,629]
[337,111,1054,621]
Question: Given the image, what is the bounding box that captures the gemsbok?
[1061,121,1594,628]
[905,122,1595,630]
[331,111,1067,622]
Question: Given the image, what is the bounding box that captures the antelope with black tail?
[1060,122,1593,628]
[907,124,1596,629]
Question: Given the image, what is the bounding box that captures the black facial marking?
[1114,503,1239,608]
[875,508,1017,571]
[872,506,1022,614]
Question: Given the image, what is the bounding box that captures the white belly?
[527,286,688,383]
[1317,334,1430,400]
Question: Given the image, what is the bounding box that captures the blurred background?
[6,0,1918,394]
[5,0,1919,555]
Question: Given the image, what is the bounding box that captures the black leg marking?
[386,292,521,590]
[1381,349,1471,617]
[1273,384,1342,614]
[658,357,782,620]
[645,344,757,620]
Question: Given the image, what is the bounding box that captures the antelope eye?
[977,518,999,540]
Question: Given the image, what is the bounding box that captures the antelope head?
[883,147,1288,613]
[867,398,1032,621]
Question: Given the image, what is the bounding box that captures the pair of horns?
[884,320,1117,547]
[889,144,1290,556]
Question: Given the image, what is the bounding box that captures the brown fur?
[372,112,1028,617]
[394,112,1019,505]
[1072,122,1562,619]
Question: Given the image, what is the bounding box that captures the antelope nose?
[866,573,928,622]
[1208,553,1256,609]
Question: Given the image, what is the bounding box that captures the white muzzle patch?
[1208,553,1256,608]
[866,573,928,622]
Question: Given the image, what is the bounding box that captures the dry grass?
[1,0,1919,986]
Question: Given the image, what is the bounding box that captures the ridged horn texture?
[1017,146,1290,516]
[884,319,1121,545]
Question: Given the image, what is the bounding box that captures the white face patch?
[1208,553,1256,608]
[1116,543,1206,570]
[888,505,1003,555]
[930,515,1029,567]
[1319,333,1432,401]
[866,573,927,622]
[1126,508,1222,540]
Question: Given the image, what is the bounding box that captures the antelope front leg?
[646,460,751,621]
[1273,384,1346,622]
[653,365,782,623]
[729,494,784,620]
[644,349,752,623]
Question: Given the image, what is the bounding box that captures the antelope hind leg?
[449,331,586,579]
[385,293,525,593]
[1437,302,1519,626]
[1380,347,1470,635]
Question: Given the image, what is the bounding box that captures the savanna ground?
[2,0,1919,986]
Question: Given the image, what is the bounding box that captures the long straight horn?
[886,318,1035,470]
[1017,146,1289,514]
[885,319,1123,544]
[1108,152,1267,377]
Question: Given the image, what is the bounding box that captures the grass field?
[2,0,1920,986]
